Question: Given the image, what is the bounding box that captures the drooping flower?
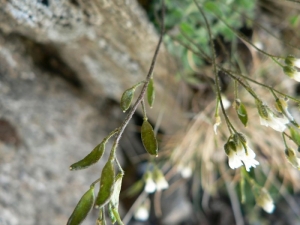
[283,65,300,82]
[275,98,293,121]
[256,100,289,132]
[253,186,275,213]
[143,171,156,193]
[224,140,243,169]
[224,134,259,171]
[134,198,150,221]
[285,147,300,170]
[177,163,193,179]
[153,168,169,191]
[285,55,300,68]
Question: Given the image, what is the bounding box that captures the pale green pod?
[141,119,158,156]
[236,102,248,127]
[70,142,106,171]
[147,78,155,108]
[95,160,115,208]
[120,87,135,112]
[67,186,95,225]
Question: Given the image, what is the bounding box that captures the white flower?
[285,148,300,169]
[236,145,259,172]
[225,134,259,172]
[134,198,150,221]
[254,187,275,213]
[283,65,300,82]
[177,164,193,178]
[227,149,243,169]
[275,98,293,121]
[143,171,156,193]
[256,101,289,132]
[153,169,169,191]
[259,114,288,132]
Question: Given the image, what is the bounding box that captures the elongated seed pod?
[147,78,155,108]
[70,142,106,171]
[236,102,248,127]
[95,160,115,208]
[141,119,158,156]
[67,186,95,225]
[120,87,135,112]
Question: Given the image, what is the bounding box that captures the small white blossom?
[259,114,289,132]
[177,164,193,178]
[225,134,259,172]
[257,101,289,132]
[134,198,150,221]
[143,171,156,193]
[227,149,243,169]
[285,148,300,170]
[283,65,300,82]
[254,187,275,213]
[236,145,259,172]
[153,169,169,191]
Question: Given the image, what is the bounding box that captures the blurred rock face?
[0,1,189,225]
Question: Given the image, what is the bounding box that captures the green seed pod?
[120,87,135,112]
[67,186,95,225]
[147,78,155,108]
[70,142,106,171]
[95,160,115,208]
[141,119,158,156]
[236,100,248,127]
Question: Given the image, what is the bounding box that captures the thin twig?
[111,0,165,155]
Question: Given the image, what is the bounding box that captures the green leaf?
[67,186,95,225]
[204,2,223,17]
[70,142,106,170]
[120,87,135,112]
[237,102,248,127]
[141,119,158,156]
[147,78,155,108]
[290,126,300,146]
[95,160,115,208]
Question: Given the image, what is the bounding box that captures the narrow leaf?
[204,1,223,17]
[95,160,115,208]
[141,119,158,156]
[147,78,155,108]
[237,102,248,127]
[120,87,135,112]
[67,186,95,225]
[70,142,106,170]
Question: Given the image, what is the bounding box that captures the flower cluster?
[224,133,259,171]
[283,55,300,82]
[143,168,169,193]
[256,100,289,132]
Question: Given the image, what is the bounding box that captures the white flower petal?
[144,178,156,193]
[228,152,243,169]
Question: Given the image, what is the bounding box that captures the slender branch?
[113,0,165,147]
